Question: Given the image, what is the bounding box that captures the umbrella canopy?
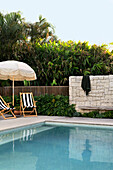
[0,60,36,81]
[0,60,37,105]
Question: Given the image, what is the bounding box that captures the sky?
[0,0,113,46]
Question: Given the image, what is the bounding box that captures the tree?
[0,11,26,60]
[0,12,26,43]
[28,15,57,43]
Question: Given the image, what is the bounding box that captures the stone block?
[84,101,91,106]
[69,100,76,104]
[102,80,109,83]
[75,86,81,90]
[71,82,75,86]
[96,80,102,83]
[110,82,113,87]
[71,78,76,82]
[75,78,81,82]
[109,75,113,80]
[96,86,104,90]
[96,101,101,106]
[103,76,109,80]
[92,97,101,101]
[97,76,104,80]
[90,93,96,97]
[69,86,72,91]
[100,97,105,100]
[105,91,111,95]
[80,91,85,97]
[109,88,113,91]
[69,95,73,101]
[69,76,76,79]
[92,76,100,79]
[77,102,85,106]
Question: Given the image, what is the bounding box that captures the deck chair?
[0,96,16,120]
[20,92,37,117]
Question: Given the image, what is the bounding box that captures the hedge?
[0,40,113,86]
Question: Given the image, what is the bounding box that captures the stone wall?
[69,75,113,113]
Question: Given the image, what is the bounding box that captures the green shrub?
[3,94,76,117]
[2,96,12,103]
[73,111,82,117]
[1,40,113,86]
[2,95,113,118]
[3,95,20,107]
[83,111,100,118]
[34,94,76,117]
[83,110,113,118]
[100,111,113,119]
[32,41,113,86]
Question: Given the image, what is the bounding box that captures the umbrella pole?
[12,77,14,106]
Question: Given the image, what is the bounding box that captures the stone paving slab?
[0,116,113,132]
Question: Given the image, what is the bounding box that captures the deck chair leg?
[23,112,37,117]
[20,107,22,115]
[34,108,37,116]
[0,111,16,120]
[0,113,7,120]
[22,111,25,117]
[10,110,16,118]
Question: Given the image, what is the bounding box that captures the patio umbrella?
[0,60,37,105]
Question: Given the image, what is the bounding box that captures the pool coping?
[0,115,113,132]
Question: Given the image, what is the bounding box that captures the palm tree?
[0,12,26,60]
[28,15,57,43]
[0,12,25,44]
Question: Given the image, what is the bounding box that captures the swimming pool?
[0,122,113,170]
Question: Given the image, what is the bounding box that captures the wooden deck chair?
[0,96,16,120]
[20,92,37,117]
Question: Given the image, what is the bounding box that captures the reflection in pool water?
[0,124,113,170]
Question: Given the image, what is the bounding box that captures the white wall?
[69,75,113,113]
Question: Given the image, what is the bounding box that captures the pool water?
[0,123,113,170]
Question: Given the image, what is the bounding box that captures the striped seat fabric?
[0,96,16,119]
[20,92,37,117]
[22,93,34,108]
[0,98,10,110]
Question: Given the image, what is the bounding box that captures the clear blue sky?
[0,0,113,45]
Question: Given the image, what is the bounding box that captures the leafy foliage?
[32,41,113,85]
[3,95,77,117]
[28,15,56,43]
[0,12,56,62]
[0,12,113,86]
[2,95,113,118]
[83,111,113,118]
[34,94,76,117]
[3,95,20,105]
[0,12,25,61]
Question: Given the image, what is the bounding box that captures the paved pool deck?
[0,115,113,131]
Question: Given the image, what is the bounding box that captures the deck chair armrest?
[7,103,10,107]
[34,101,37,107]
[7,102,12,105]
[7,103,15,110]
[7,102,15,107]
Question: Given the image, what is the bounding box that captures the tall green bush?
[1,40,113,86]
[3,95,77,117]
[34,94,76,117]
[32,41,113,85]
[0,12,113,86]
